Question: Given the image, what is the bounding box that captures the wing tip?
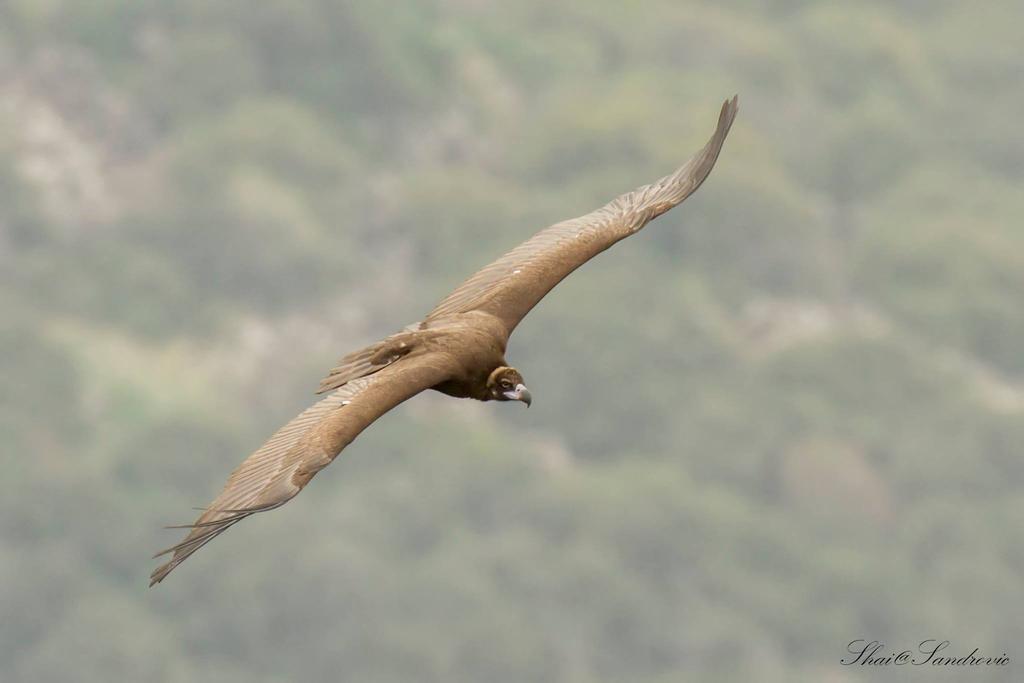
[691,94,739,176]
[718,94,740,136]
[149,558,177,586]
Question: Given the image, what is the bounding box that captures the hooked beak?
[503,383,532,407]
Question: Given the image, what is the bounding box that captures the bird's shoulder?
[411,311,509,381]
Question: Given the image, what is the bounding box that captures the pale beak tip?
[503,384,532,407]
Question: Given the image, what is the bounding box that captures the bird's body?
[429,323,509,400]
[151,96,738,585]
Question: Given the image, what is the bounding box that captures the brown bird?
[150,95,738,585]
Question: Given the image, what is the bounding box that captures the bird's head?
[486,366,532,407]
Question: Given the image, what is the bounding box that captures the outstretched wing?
[150,353,456,585]
[425,95,738,333]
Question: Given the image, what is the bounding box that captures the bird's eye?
[500,380,512,389]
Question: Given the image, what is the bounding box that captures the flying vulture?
[151,95,738,585]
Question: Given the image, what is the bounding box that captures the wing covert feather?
[425,96,738,332]
[316,329,419,394]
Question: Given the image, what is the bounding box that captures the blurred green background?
[2,1,1021,681]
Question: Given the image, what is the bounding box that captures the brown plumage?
[150,96,738,585]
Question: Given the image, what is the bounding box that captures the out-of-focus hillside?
[1,2,1021,682]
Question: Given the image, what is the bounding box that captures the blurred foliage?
[1,1,1021,682]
